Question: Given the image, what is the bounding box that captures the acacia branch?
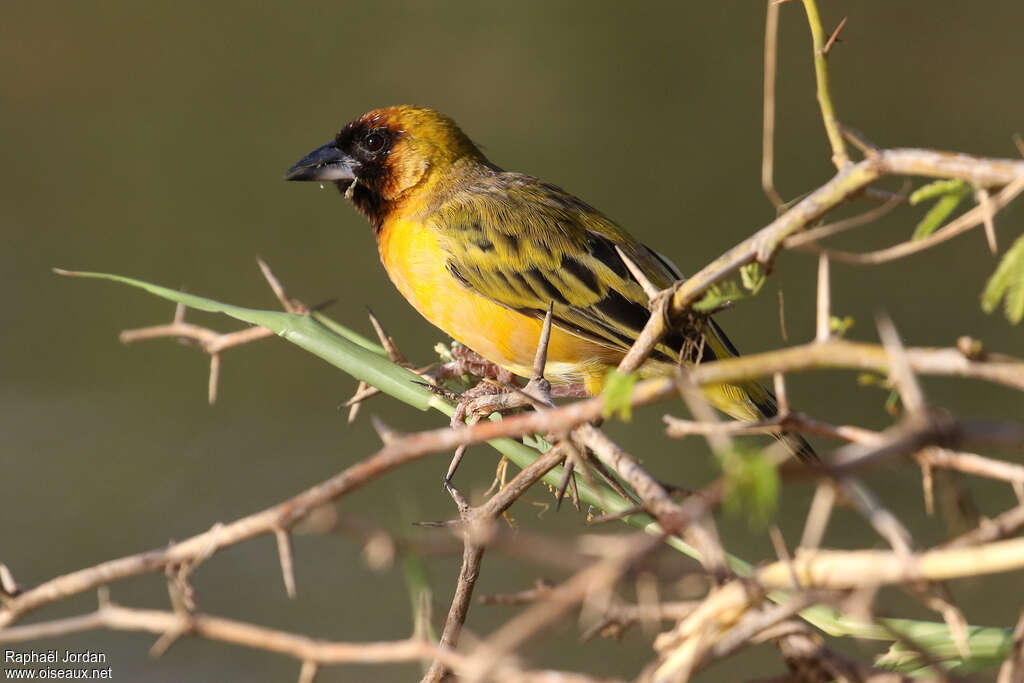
[801,0,849,168]
[617,149,1024,374]
[0,601,617,683]
[7,332,1024,631]
[0,603,454,667]
[757,536,1024,590]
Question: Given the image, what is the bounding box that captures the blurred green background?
[3,2,1023,681]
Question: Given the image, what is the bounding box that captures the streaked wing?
[430,171,817,462]
[431,173,701,363]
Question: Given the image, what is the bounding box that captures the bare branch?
[758,536,1024,589]
[616,150,1024,374]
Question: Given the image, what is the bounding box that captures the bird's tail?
[776,430,819,465]
[701,321,820,465]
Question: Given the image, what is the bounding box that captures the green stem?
[801,0,850,168]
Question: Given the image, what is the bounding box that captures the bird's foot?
[442,379,527,484]
[432,344,517,385]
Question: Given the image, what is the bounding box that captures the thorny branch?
[11,3,1024,682]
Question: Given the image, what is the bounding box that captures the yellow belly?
[377,218,620,392]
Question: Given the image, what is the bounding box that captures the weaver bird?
[286,106,815,462]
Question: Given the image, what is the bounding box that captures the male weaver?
[286,105,815,462]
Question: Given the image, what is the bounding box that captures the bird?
[286,105,816,462]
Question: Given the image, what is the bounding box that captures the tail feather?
[702,320,820,465]
[777,430,820,465]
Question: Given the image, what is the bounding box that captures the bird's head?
[286,105,485,227]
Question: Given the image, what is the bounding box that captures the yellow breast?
[377,217,619,391]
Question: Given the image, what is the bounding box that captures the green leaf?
[740,263,766,295]
[981,233,1024,324]
[522,433,554,452]
[55,270,437,410]
[829,315,854,335]
[909,178,968,205]
[911,180,970,240]
[718,445,779,528]
[876,621,1014,674]
[693,281,745,313]
[601,369,638,421]
[884,389,901,416]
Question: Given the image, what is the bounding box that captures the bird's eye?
[363,130,387,153]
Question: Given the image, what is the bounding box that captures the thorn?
[769,525,792,563]
[777,285,789,342]
[568,465,581,511]
[920,458,935,516]
[257,258,303,313]
[773,373,789,416]
[165,564,196,613]
[298,660,318,683]
[615,246,661,301]
[531,302,553,383]
[0,564,18,597]
[173,301,187,324]
[149,624,187,658]
[1014,133,1024,158]
[555,461,575,511]
[821,16,848,56]
[367,308,406,363]
[96,586,112,608]
[976,187,998,255]
[347,381,369,423]
[309,298,337,313]
[799,482,836,550]
[815,253,831,343]
[839,124,879,158]
[412,380,461,403]
[370,416,400,445]
[275,527,297,599]
[587,504,644,525]
[411,519,461,528]
[585,453,638,505]
[517,303,557,409]
[443,480,473,517]
[444,407,480,485]
[445,445,468,487]
[702,299,735,316]
[208,353,221,405]
[876,313,926,417]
